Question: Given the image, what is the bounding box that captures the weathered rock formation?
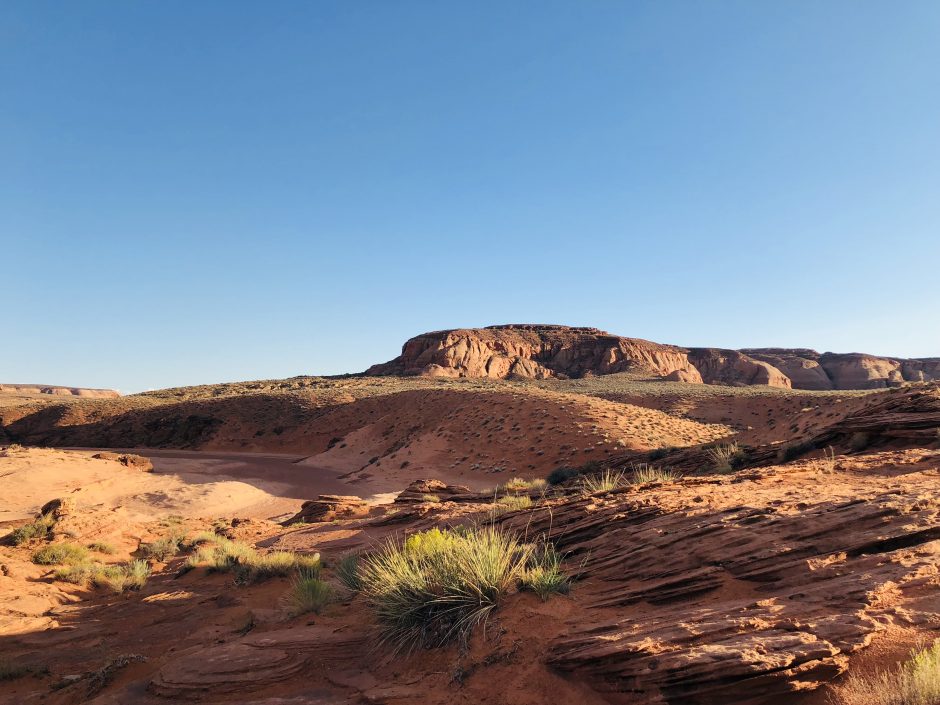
[281,495,370,524]
[0,384,119,398]
[369,324,939,390]
[91,451,154,472]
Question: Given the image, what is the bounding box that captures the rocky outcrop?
[394,479,484,504]
[501,453,940,703]
[281,495,370,524]
[369,325,939,390]
[0,384,119,398]
[91,451,154,472]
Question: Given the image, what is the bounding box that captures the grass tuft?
[336,553,361,591]
[358,526,536,653]
[630,463,681,484]
[140,534,184,561]
[706,442,744,473]
[520,543,569,600]
[32,543,89,565]
[580,468,627,494]
[283,568,333,616]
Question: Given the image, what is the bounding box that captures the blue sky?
[2,1,939,392]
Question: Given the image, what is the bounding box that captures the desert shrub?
[185,537,320,584]
[520,543,569,600]
[336,553,361,591]
[87,541,117,555]
[93,560,151,593]
[580,468,627,494]
[495,495,532,512]
[630,464,681,484]
[359,526,532,652]
[283,568,333,616]
[32,543,88,565]
[501,477,547,493]
[140,534,184,561]
[547,466,580,485]
[55,560,151,592]
[5,513,56,546]
[833,639,940,705]
[419,494,441,503]
[706,442,744,473]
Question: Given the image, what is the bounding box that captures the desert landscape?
[3,324,940,704]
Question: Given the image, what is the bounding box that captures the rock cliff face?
[368,325,939,390]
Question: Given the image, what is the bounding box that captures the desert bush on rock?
[495,495,533,513]
[184,535,320,584]
[520,543,569,600]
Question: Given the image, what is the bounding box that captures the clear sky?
[2,1,939,393]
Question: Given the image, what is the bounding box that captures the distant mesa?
[0,383,120,398]
[367,323,940,391]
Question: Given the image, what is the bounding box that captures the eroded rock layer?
[368,324,940,390]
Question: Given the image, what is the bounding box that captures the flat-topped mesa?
[0,383,120,398]
[367,325,940,390]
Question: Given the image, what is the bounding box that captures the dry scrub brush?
[358,526,568,653]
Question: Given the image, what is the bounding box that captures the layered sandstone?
[0,383,119,398]
[369,325,939,390]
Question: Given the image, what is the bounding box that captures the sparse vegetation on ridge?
[5,513,56,546]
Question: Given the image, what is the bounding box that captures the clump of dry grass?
[630,463,681,484]
[706,441,743,473]
[358,526,535,653]
[501,477,547,493]
[53,559,151,593]
[580,468,627,493]
[832,639,940,705]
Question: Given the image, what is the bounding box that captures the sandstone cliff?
[368,324,939,390]
[0,383,120,398]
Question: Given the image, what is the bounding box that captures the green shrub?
[336,553,361,591]
[834,639,940,705]
[520,543,569,600]
[419,494,441,503]
[5,513,56,546]
[54,560,150,592]
[580,468,626,494]
[140,534,184,561]
[283,568,333,616]
[359,526,532,652]
[32,543,88,565]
